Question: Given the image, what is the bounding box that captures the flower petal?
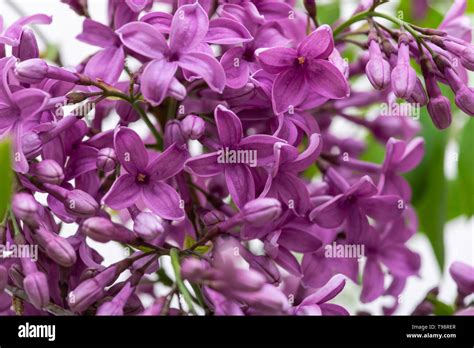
[298,25,334,59]
[147,143,188,180]
[309,194,346,228]
[272,67,307,114]
[116,21,167,59]
[169,3,209,54]
[380,245,421,277]
[114,127,148,174]
[396,137,424,173]
[214,105,243,147]
[178,52,225,93]
[142,59,178,106]
[103,174,140,210]
[76,18,119,47]
[12,88,49,119]
[361,258,385,303]
[224,164,255,208]
[84,46,124,85]
[305,59,350,99]
[206,18,253,45]
[220,46,249,89]
[360,195,404,222]
[239,134,281,166]
[302,274,346,305]
[142,182,184,220]
[255,47,296,74]
[185,152,222,177]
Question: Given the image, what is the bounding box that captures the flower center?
[137,173,148,183]
[297,56,306,65]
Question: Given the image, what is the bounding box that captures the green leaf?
[455,118,474,217]
[0,139,13,220]
[406,108,448,270]
[317,2,340,26]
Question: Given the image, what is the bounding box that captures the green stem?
[131,102,163,150]
[333,11,421,40]
[170,248,197,315]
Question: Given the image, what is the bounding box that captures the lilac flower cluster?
[0,0,472,316]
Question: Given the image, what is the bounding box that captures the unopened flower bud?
[365,40,391,90]
[454,85,474,116]
[64,189,99,218]
[408,78,428,106]
[15,58,48,84]
[241,198,281,226]
[12,28,39,61]
[164,120,186,148]
[34,226,77,267]
[21,131,43,159]
[181,115,205,140]
[133,212,164,240]
[82,217,137,243]
[68,265,120,312]
[427,95,452,129]
[30,159,64,184]
[96,282,134,316]
[15,58,79,84]
[449,261,474,296]
[391,40,417,99]
[12,192,40,227]
[23,272,50,309]
[202,209,226,227]
[96,147,117,172]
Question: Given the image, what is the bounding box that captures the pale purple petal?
[84,46,124,85]
[214,105,243,147]
[206,18,253,45]
[142,59,178,106]
[361,258,385,303]
[116,22,167,59]
[185,152,222,177]
[147,143,188,180]
[224,164,255,208]
[169,3,209,54]
[76,18,119,47]
[298,25,334,59]
[114,127,148,174]
[220,47,249,89]
[142,182,184,220]
[178,52,226,93]
[255,47,296,74]
[103,174,140,209]
[305,59,350,99]
[272,67,307,114]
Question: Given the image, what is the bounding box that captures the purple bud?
[449,261,474,296]
[30,159,65,184]
[427,95,452,129]
[82,217,137,243]
[241,198,281,226]
[164,120,186,148]
[0,265,7,292]
[23,272,50,309]
[68,266,120,312]
[12,192,40,228]
[391,40,417,98]
[34,226,77,267]
[12,28,39,61]
[454,86,474,116]
[96,282,134,316]
[408,78,428,106]
[202,210,226,227]
[365,40,391,90]
[21,131,43,158]
[133,212,164,240]
[15,58,49,83]
[15,58,79,84]
[181,258,208,283]
[96,147,117,172]
[443,40,474,70]
[64,190,99,218]
[181,115,206,140]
